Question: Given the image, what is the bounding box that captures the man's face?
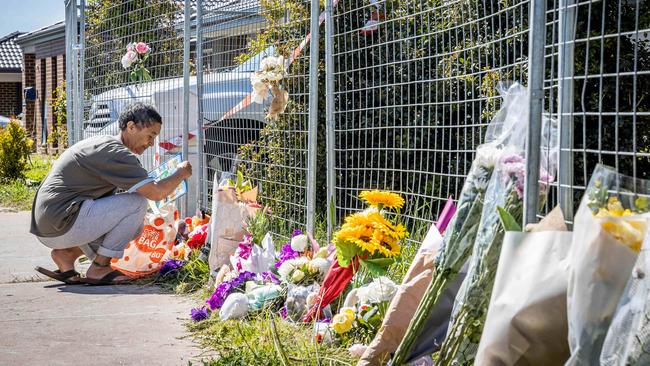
[124,121,161,155]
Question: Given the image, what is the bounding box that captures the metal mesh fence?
[196,0,316,234]
[329,0,531,241]
[553,0,650,222]
[67,0,650,235]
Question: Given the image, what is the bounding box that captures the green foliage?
[0,120,33,181]
[497,206,522,232]
[155,252,211,296]
[0,180,37,211]
[47,83,68,150]
[227,171,254,196]
[85,0,183,93]
[24,155,53,184]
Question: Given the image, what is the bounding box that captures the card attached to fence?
[148,154,187,210]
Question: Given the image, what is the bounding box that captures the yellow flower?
[359,190,405,210]
[331,313,353,334]
[594,197,648,252]
[339,307,356,319]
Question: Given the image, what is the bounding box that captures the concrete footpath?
[0,211,200,366]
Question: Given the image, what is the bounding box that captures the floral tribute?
[121,42,153,85]
[302,190,408,322]
[250,55,289,120]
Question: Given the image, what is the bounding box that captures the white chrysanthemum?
[308,257,331,276]
[291,234,310,252]
[357,276,397,304]
[475,145,501,168]
[278,257,309,280]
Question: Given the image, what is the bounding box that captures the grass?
[187,312,356,366]
[0,154,52,211]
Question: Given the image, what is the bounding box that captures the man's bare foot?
[51,247,83,273]
[85,256,130,283]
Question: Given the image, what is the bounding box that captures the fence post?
[324,0,336,240]
[65,0,75,147]
[196,0,204,211]
[557,0,576,221]
[76,0,85,144]
[524,0,547,226]
[306,0,321,234]
[182,0,191,217]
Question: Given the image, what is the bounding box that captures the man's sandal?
[80,260,132,286]
[34,267,82,284]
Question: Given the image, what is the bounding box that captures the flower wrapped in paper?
[566,165,650,366]
[393,82,533,364]
[302,190,408,322]
[433,84,558,365]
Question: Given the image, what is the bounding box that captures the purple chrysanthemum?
[190,306,210,322]
[280,306,288,319]
[275,244,300,268]
[158,259,185,276]
[292,229,303,237]
[206,271,257,310]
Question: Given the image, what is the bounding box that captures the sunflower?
[359,190,405,210]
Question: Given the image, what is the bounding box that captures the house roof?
[15,21,65,47]
[0,32,24,72]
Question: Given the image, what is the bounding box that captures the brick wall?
[0,82,21,118]
[22,53,35,134]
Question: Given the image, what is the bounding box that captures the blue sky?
[0,0,65,37]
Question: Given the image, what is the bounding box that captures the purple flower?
[190,306,210,322]
[206,271,258,310]
[261,271,280,284]
[292,229,303,237]
[280,306,288,319]
[158,259,185,276]
[275,244,300,268]
[500,154,526,199]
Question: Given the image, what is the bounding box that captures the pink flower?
[135,42,150,54]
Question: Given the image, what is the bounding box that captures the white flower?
[308,257,331,276]
[265,71,284,82]
[357,277,397,304]
[121,50,137,69]
[252,89,269,104]
[291,270,305,283]
[291,234,309,252]
[348,343,367,358]
[260,55,284,71]
[475,145,501,169]
[278,257,309,280]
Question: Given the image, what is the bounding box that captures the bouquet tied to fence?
[302,190,409,322]
[250,55,289,120]
[121,42,153,85]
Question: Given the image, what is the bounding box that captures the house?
[0,32,25,120]
[16,21,65,153]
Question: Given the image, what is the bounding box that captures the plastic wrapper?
[476,206,572,365]
[230,233,276,274]
[438,83,558,365]
[247,283,283,311]
[286,283,321,322]
[566,165,650,365]
[208,173,261,273]
[219,292,249,320]
[111,203,178,278]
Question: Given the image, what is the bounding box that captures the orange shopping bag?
[111,203,178,278]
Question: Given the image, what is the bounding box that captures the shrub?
[47,83,68,150]
[0,119,33,181]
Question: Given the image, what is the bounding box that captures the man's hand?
[177,161,193,179]
[137,160,192,201]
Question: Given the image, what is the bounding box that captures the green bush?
[0,120,33,181]
[47,83,68,150]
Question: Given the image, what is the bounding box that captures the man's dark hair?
[118,102,162,130]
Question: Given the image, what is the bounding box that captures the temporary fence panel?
[553,0,650,223]
[196,0,318,235]
[328,0,532,241]
[79,0,194,213]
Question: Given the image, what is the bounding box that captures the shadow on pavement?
[44,282,173,295]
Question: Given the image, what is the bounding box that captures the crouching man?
[30,102,192,285]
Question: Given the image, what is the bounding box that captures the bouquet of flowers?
[329,277,398,348]
[250,55,289,119]
[566,165,650,365]
[230,233,276,274]
[121,42,153,85]
[302,190,409,322]
[392,83,530,364]
[275,229,330,285]
[434,87,558,365]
